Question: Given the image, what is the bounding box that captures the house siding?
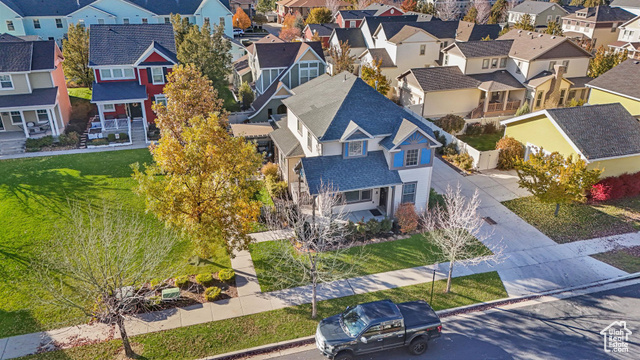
[588,88,640,116]
[423,88,481,118]
[504,114,580,157]
[590,155,640,177]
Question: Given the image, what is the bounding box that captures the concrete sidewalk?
[0,142,149,161]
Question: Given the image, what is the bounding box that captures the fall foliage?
[280,13,302,41]
[401,0,417,12]
[361,59,391,95]
[233,8,251,29]
[62,23,94,87]
[306,7,333,24]
[588,46,628,78]
[328,40,356,75]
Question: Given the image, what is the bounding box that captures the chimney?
[544,64,567,108]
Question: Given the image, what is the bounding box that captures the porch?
[468,71,526,119]
[91,81,149,143]
[0,107,62,139]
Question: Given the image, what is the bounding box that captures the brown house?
[276,0,350,23]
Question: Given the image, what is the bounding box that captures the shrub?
[396,203,418,234]
[118,132,129,141]
[496,136,524,170]
[195,273,213,285]
[107,133,116,142]
[433,130,447,155]
[434,114,465,134]
[147,295,162,306]
[218,269,235,282]
[89,138,109,146]
[266,177,288,199]
[483,122,499,134]
[443,143,458,156]
[514,102,530,116]
[429,188,446,209]
[380,218,393,232]
[58,132,79,146]
[591,171,640,202]
[366,218,381,236]
[25,136,54,150]
[204,286,222,302]
[446,153,473,171]
[174,275,190,288]
[261,162,279,178]
[149,278,164,289]
[590,183,612,201]
[567,98,585,107]
[464,122,483,136]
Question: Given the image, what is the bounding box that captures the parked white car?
[233,28,244,37]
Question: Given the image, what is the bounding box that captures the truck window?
[363,324,382,337]
[343,307,368,337]
[380,320,402,334]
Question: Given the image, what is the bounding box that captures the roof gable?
[587,59,640,100]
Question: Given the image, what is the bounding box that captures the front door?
[379,187,388,213]
[127,102,143,119]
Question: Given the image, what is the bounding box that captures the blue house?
[0,0,233,43]
[269,72,441,218]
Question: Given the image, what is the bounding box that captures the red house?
[334,4,404,28]
[89,24,177,142]
[303,23,338,48]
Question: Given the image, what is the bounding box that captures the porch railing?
[104,118,130,131]
[469,100,521,119]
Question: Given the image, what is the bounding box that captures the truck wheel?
[409,337,428,355]
[334,352,354,360]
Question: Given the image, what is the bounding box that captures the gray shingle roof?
[510,1,565,15]
[0,87,57,109]
[306,24,338,37]
[546,103,640,160]
[587,59,640,100]
[362,15,420,36]
[337,9,376,20]
[405,66,481,92]
[269,126,304,157]
[566,5,635,22]
[611,0,640,8]
[380,21,459,41]
[91,81,148,102]
[333,28,367,48]
[365,48,395,67]
[254,42,324,68]
[455,22,502,41]
[300,151,402,195]
[0,39,55,72]
[470,70,525,91]
[449,40,513,58]
[283,72,435,142]
[89,24,176,66]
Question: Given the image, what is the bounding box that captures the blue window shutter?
[420,149,431,165]
[344,142,349,157]
[362,140,367,155]
[394,151,404,167]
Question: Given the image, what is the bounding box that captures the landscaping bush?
[218,269,235,282]
[25,136,54,151]
[590,171,640,201]
[107,133,116,142]
[89,138,109,146]
[464,122,483,136]
[261,162,279,178]
[266,177,288,199]
[380,217,393,232]
[514,102,530,116]
[366,218,381,236]
[204,286,222,302]
[446,152,474,171]
[195,273,213,286]
[118,132,129,141]
[149,278,164,289]
[148,123,161,140]
[443,143,458,156]
[568,98,586,107]
[58,132,79,147]
[174,275,190,288]
[429,188,446,209]
[483,122,499,134]
[496,136,524,170]
[434,114,465,134]
[396,203,418,234]
[433,130,447,155]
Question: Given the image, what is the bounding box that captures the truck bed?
[397,300,441,329]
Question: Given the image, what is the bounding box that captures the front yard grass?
[503,196,640,243]
[67,87,92,100]
[251,234,492,292]
[592,247,640,273]
[0,150,230,338]
[457,133,503,151]
[19,272,506,360]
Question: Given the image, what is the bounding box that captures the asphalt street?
[266,283,640,360]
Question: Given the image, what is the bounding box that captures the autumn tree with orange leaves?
[233,7,251,29]
[280,13,301,41]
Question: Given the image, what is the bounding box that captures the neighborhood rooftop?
[587,59,640,100]
[448,40,514,58]
[88,24,177,66]
[332,28,367,48]
[564,5,636,22]
[510,1,568,14]
[0,39,56,72]
[252,41,324,68]
[498,30,592,60]
[380,21,460,43]
[455,22,502,42]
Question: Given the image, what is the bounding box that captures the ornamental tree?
[402,0,418,12]
[488,0,507,24]
[62,23,94,87]
[463,6,478,23]
[514,151,602,216]
[361,59,390,95]
[545,21,564,36]
[513,14,535,31]
[306,7,333,24]
[233,8,252,29]
[588,46,628,78]
[328,40,356,75]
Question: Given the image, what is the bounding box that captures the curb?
[200,273,640,360]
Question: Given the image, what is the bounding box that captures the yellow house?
[500,103,640,177]
[586,59,640,116]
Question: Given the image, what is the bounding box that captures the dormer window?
[348,141,364,156]
[151,67,165,84]
[405,149,419,166]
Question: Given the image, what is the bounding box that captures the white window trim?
[154,94,167,106]
[347,140,364,157]
[56,18,63,28]
[151,67,165,85]
[10,111,23,125]
[298,61,320,85]
[123,18,130,24]
[99,68,136,80]
[6,20,14,31]
[36,109,49,124]
[33,19,40,29]
[401,182,417,204]
[0,74,14,90]
[404,148,419,167]
[103,104,115,112]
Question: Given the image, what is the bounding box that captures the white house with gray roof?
[508,1,570,29]
[269,72,441,218]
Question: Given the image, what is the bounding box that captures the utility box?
[161,287,180,301]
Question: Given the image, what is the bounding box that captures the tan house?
[562,6,636,50]
[276,0,350,23]
[500,103,640,178]
[0,36,71,153]
[586,59,640,116]
[608,15,640,59]
[397,30,593,119]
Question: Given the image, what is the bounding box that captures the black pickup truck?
[315,299,442,360]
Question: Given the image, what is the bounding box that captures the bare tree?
[263,184,364,319]
[33,204,179,358]
[326,0,342,15]
[328,40,356,75]
[356,0,372,10]
[437,0,461,21]
[422,185,502,293]
[474,0,491,24]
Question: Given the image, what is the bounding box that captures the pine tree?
[545,21,564,36]
[62,23,94,87]
[488,0,507,24]
[172,14,193,50]
[513,14,535,31]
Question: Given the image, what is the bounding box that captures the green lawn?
[503,196,640,243]
[592,247,640,273]
[0,150,230,338]
[251,234,492,292]
[457,133,503,151]
[19,272,506,360]
[219,87,240,112]
[67,87,92,100]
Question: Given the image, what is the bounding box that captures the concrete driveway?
[465,168,530,202]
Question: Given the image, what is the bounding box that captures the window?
[555,15,560,22]
[405,148,419,167]
[548,61,557,72]
[100,68,135,80]
[154,94,167,107]
[164,17,171,24]
[348,141,364,157]
[516,61,522,74]
[307,130,313,150]
[300,62,319,84]
[6,20,14,31]
[48,37,54,40]
[10,111,22,125]
[98,18,105,24]
[499,57,507,68]
[0,74,13,89]
[103,104,115,112]
[568,89,576,101]
[56,18,63,28]
[559,89,566,105]
[112,68,123,78]
[142,18,148,24]
[151,67,165,84]
[419,44,426,56]
[547,15,552,23]
[612,22,618,32]
[402,182,417,204]
[78,19,85,28]
[562,60,569,70]
[36,109,49,123]
[439,41,448,49]
[482,59,490,69]
[535,91,544,108]
[443,54,449,66]
[33,19,40,29]
[297,118,302,134]
[349,21,356,27]
[123,18,130,24]
[123,68,134,78]
[491,58,498,69]
[344,189,372,203]
[100,69,112,79]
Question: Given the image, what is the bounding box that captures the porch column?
[503,90,510,111]
[483,91,489,113]
[20,110,29,138]
[98,104,105,129]
[140,101,148,143]
[47,108,59,136]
